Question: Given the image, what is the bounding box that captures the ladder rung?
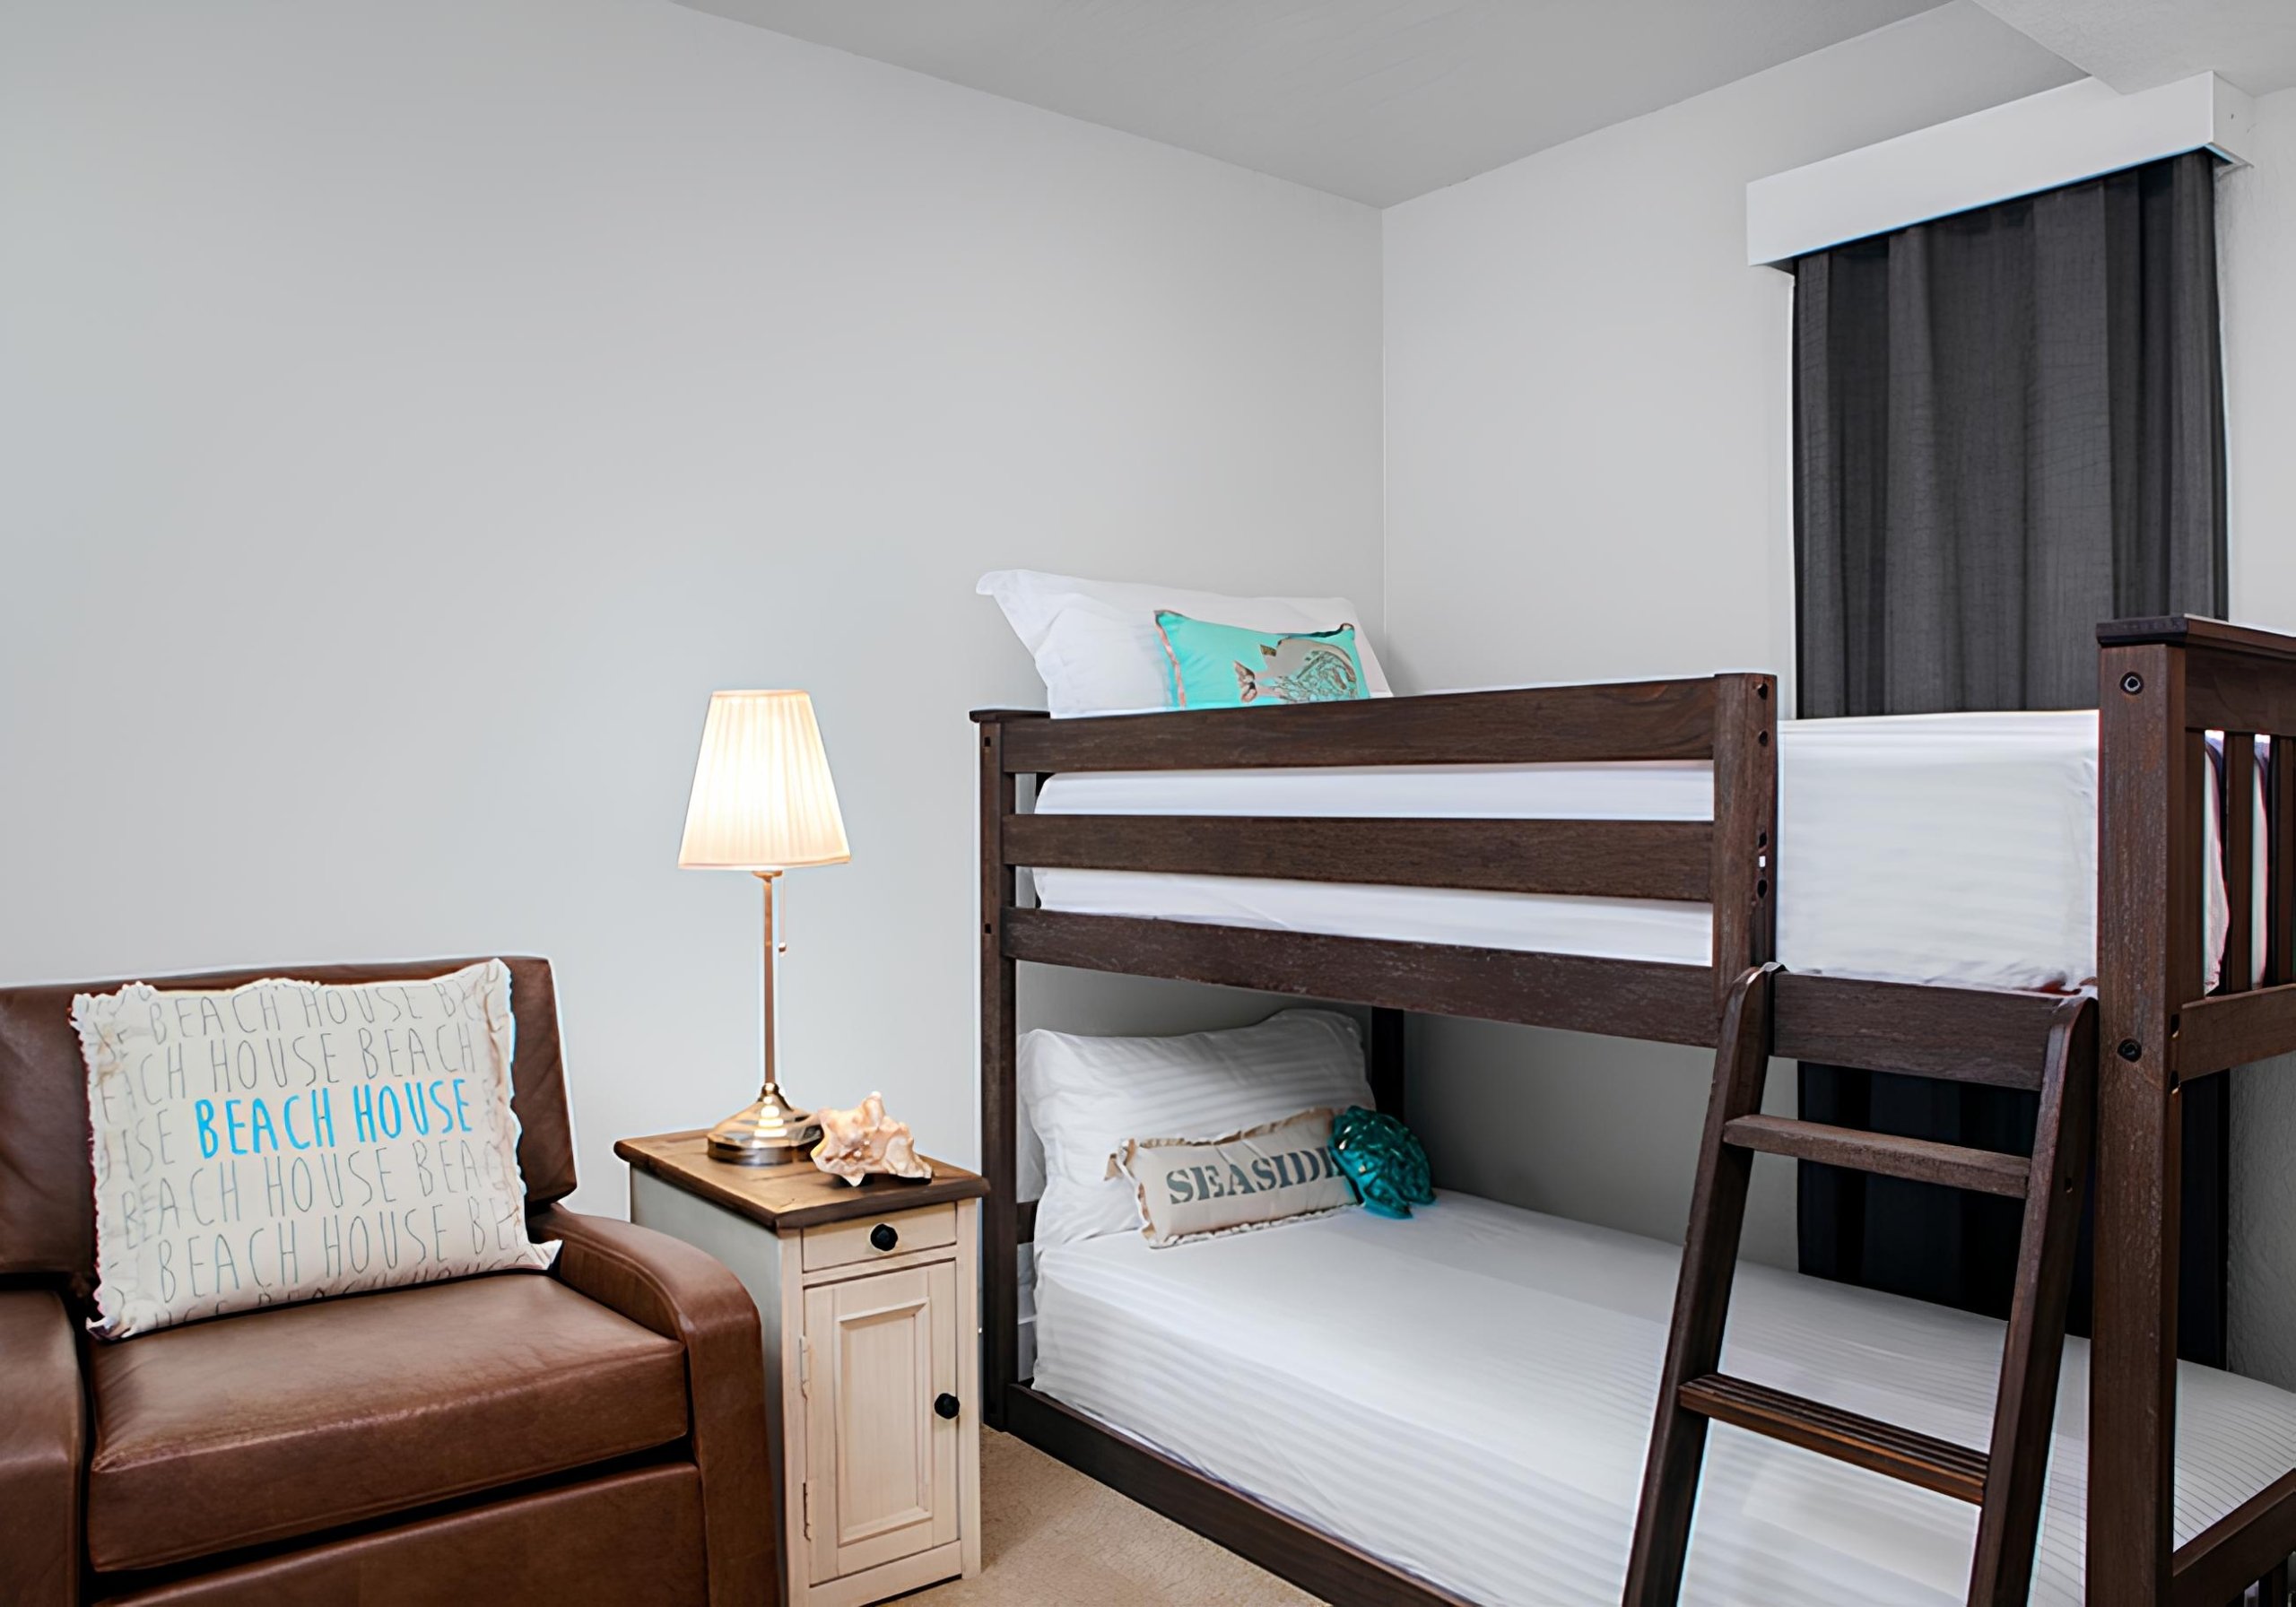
[1721,1114,2030,1198]
[1678,1373,1988,1504]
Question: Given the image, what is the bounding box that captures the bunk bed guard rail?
[973,673,1777,1440]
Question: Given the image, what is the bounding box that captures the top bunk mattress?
[1031,1192,2296,1606]
[1031,709,2248,992]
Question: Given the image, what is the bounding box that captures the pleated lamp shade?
[677,691,850,871]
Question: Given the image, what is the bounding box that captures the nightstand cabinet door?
[802,1262,961,1585]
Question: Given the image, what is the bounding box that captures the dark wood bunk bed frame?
[972,615,2296,1607]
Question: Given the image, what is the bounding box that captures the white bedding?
[1031,1194,2296,1606]
[1031,709,2238,991]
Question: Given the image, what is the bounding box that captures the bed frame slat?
[1001,907,1718,1047]
[2172,981,2296,1077]
[1004,813,1713,901]
[1677,1373,1988,1503]
[2224,734,2257,996]
[2269,736,2294,987]
[1768,972,2063,1090]
[985,676,1721,774]
[2179,647,2296,738]
[1722,1114,2031,1198]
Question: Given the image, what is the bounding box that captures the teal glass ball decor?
[1329,1106,1435,1219]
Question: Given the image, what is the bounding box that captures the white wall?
[1379,4,2081,1266]
[2218,86,2296,1385]
[10,0,2295,1377]
[2222,90,2296,635]
[0,0,1384,1216]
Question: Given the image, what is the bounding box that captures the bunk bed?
[972,615,2296,1607]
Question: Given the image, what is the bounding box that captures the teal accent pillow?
[1329,1107,1435,1220]
[1153,610,1369,709]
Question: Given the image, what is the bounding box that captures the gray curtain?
[1797,152,2225,716]
[1793,152,2229,1356]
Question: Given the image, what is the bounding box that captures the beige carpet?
[901,1429,1320,1606]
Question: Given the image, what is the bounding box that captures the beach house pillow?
[1109,1108,1355,1247]
[1154,611,1369,708]
[1019,1009,1373,1251]
[977,569,1393,717]
[72,959,558,1339]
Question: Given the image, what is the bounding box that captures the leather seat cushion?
[86,1273,689,1573]
[90,1464,706,1607]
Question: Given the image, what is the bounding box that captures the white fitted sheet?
[1032,1193,2296,1607]
[1031,709,2235,991]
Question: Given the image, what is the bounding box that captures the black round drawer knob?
[934,1393,961,1420]
[869,1223,899,1252]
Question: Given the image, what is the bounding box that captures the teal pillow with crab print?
[1153,610,1370,710]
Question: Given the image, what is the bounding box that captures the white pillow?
[1019,1009,1373,1250]
[978,569,1393,717]
[73,960,560,1339]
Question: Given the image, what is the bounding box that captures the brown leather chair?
[0,957,773,1606]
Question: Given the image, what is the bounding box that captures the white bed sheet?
[1031,709,2235,991]
[1032,1194,2296,1607]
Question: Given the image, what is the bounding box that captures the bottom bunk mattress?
[1030,1192,2296,1606]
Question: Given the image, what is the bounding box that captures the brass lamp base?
[706,1081,823,1167]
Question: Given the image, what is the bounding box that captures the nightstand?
[616,1131,986,1607]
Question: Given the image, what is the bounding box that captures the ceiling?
[1970,0,2296,97]
[674,0,1943,206]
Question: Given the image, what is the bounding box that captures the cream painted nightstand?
[616,1131,985,1607]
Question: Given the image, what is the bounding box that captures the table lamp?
[677,690,850,1165]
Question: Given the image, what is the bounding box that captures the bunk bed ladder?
[1623,964,2098,1607]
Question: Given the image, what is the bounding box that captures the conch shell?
[811,1092,933,1187]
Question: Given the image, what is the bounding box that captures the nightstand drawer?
[803,1203,957,1272]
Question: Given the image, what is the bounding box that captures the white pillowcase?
[73,960,559,1339]
[977,569,1393,717]
[1019,1009,1373,1251]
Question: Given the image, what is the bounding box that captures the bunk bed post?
[975,708,1030,1432]
[2271,736,2294,986]
[1709,673,1779,1002]
[2094,638,2199,1606]
[1370,1007,1406,1119]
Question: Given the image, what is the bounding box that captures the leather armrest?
[534,1205,771,1607]
[0,1289,85,1607]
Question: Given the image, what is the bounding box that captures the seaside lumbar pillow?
[1154,610,1368,708]
[72,959,559,1339]
[1109,1107,1355,1247]
[976,569,1393,717]
[1019,1008,1373,1250]
[1330,1106,1436,1219]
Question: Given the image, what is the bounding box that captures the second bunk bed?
[973,615,2296,1607]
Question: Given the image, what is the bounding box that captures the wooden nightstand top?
[614,1129,987,1233]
